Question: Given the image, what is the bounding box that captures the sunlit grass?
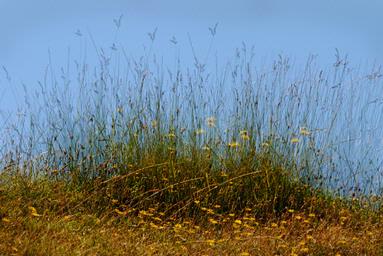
[1,172,382,255]
[1,32,383,254]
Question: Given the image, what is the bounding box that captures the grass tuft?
[1,34,383,254]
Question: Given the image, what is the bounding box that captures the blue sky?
[1,0,383,110]
[1,1,383,189]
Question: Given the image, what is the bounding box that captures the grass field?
[1,163,382,255]
[1,43,383,255]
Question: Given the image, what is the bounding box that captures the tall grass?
[1,33,383,218]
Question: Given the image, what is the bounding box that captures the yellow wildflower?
[152,217,162,222]
[196,128,206,135]
[228,141,240,148]
[240,130,250,140]
[206,239,215,246]
[208,218,218,224]
[149,222,159,229]
[28,206,42,217]
[148,207,156,213]
[340,216,347,222]
[234,219,242,225]
[300,127,310,136]
[207,208,215,215]
[2,217,10,223]
[295,215,302,220]
[63,215,72,221]
[166,133,176,138]
[291,137,299,144]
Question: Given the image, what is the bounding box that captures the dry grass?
[1,170,382,256]
[1,206,382,255]
[2,32,383,255]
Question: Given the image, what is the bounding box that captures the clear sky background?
[1,0,383,110]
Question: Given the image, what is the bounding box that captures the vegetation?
[1,34,383,255]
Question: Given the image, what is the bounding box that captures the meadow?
[1,37,383,255]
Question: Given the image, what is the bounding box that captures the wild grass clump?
[0,135,317,220]
[1,29,383,253]
[1,33,383,220]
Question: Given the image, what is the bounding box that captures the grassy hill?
[1,46,383,255]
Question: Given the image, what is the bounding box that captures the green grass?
[1,37,383,255]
